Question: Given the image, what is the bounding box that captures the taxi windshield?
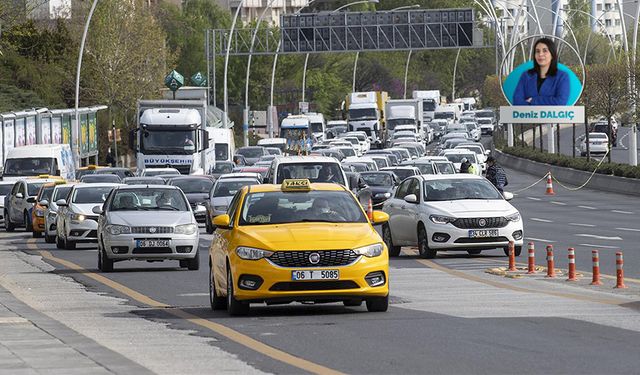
[239,191,367,225]
[37,186,55,201]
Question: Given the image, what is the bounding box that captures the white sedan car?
[381,174,523,258]
[96,185,200,272]
[579,132,609,156]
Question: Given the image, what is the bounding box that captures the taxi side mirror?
[213,214,231,229]
[370,210,389,226]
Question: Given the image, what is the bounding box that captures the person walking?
[485,156,508,194]
[459,157,471,173]
[105,148,115,167]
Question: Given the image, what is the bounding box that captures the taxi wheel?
[24,212,33,232]
[366,295,389,312]
[418,226,436,259]
[209,263,226,310]
[5,211,15,232]
[382,224,401,257]
[502,246,522,257]
[343,299,363,307]
[45,234,55,243]
[226,268,249,316]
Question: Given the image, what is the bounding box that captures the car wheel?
[32,230,42,238]
[5,210,15,232]
[417,226,436,259]
[98,242,113,272]
[64,235,76,250]
[467,250,482,255]
[343,299,362,307]
[187,251,200,271]
[366,295,389,312]
[226,268,249,316]
[44,234,55,243]
[56,236,64,249]
[503,245,522,257]
[209,263,226,310]
[382,224,401,257]
[24,212,32,232]
[179,260,188,268]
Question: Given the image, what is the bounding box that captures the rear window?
[0,184,12,196]
[72,187,114,204]
[276,163,345,185]
[27,183,45,196]
[52,186,73,201]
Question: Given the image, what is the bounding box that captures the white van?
[2,144,75,182]
[257,138,287,154]
[208,128,235,162]
[305,112,326,141]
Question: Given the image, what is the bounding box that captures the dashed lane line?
[575,234,623,241]
[612,210,634,214]
[550,201,567,206]
[526,197,542,201]
[30,243,343,375]
[578,205,597,210]
[569,223,596,227]
[616,227,640,232]
[526,237,555,243]
[530,218,553,223]
[578,243,621,249]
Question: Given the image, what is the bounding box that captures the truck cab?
[346,91,388,148]
[305,112,326,142]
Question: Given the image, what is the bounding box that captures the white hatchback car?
[381,174,523,258]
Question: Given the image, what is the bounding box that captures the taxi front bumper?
[229,253,389,303]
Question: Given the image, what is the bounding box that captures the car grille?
[132,247,172,254]
[269,281,359,291]
[454,236,509,244]
[87,230,97,238]
[146,165,190,174]
[268,250,359,268]
[451,217,508,229]
[131,226,174,234]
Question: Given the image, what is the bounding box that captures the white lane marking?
[526,237,556,243]
[526,197,541,201]
[178,293,209,297]
[569,223,596,227]
[578,205,597,210]
[612,210,634,214]
[530,217,553,223]
[575,234,623,241]
[578,243,620,249]
[616,227,640,232]
[550,201,567,206]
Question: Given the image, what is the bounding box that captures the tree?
[480,75,507,108]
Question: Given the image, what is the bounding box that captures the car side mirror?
[370,210,389,225]
[92,205,103,215]
[213,214,231,229]
[56,199,68,207]
[503,192,514,201]
[39,199,49,207]
[16,193,24,199]
[26,196,36,203]
[262,176,270,184]
[404,194,418,204]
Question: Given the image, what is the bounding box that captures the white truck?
[132,88,221,175]
[345,91,388,148]
[412,90,441,122]
[384,99,423,146]
[304,112,326,142]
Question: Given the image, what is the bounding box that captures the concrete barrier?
[495,150,640,196]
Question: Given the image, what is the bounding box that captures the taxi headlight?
[35,209,45,217]
[505,212,521,222]
[236,247,274,260]
[353,243,384,257]
[429,215,456,225]
[175,223,198,235]
[71,213,85,221]
[214,205,228,212]
[107,225,131,235]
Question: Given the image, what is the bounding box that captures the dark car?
[345,172,372,209]
[167,176,215,223]
[360,171,400,206]
[94,167,135,179]
[235,146,269,165]
[122,177,165,185]
[79,174,122,184]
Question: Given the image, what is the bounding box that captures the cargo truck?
[384,99,423,147]
[345,91,388,148]
[412,90,442,122]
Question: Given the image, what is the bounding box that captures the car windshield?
[72,186,114,204]
[76,169,98,178]
[4,158,55,176]
[589,134,607,139]
[109,188,189,211]
[310,122,323,133]
[239,191,367,225]
[346,163,367,172]
[361,173,393,186]
[478,118,492,124]
[140,129,196,154]
[388,169,414,180]
[213,180,256,197]
[52,186,72,201]
[265,148,281,155]
[27,183,44,196]
[338,148,356,157]
[387,119,415,130]
[434,112,454,120]
[81,175,122,183]
[123,178,165,185]
[435,162,456,174]
[445,153,477,163]
[171,179,213,194]
[236,147,264,158]
[276,163,345,185]
[423,179,502,201]
[37,186,55,201]
[215,143,229,161]
[457,145,482,154]
[414,163,435,174]
[213,162,235,174]
[475,110,494,119]
[0,184,13,196]
[349,108,377,120]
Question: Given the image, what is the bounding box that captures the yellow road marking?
[30,244,343,375]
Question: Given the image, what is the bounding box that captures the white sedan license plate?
[468,229,499,238]
[137,239,170,248]
[291,270,339,281]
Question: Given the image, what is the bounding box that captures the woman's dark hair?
[529,37,558,76]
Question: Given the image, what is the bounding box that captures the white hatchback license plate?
[468,229,499,238]
[291,270,339,281]
[137,239,170,248]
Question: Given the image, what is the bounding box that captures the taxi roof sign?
[281,179,311,191]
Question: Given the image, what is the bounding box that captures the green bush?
[501,146,640,179]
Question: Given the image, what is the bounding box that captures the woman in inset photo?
[513,37,570,106]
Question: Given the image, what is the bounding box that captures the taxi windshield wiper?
[299,219,339,223]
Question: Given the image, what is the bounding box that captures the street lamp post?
[223,0,245,134]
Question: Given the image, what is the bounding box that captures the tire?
[5,210,15,232]
[64,237,76,250]
[32,230,42,238]
[226,268,249,316]
[382,224,401,257]
[417,226,436,259]
[187,251,200,271]
[343,299,363,307]
[179,260,188,268]
[98,244,113,272]
[56,236,64,249]
[209,263,226,310]
[467,250,482,255]
[45,234,55,243]
[24,212,32,232]
[366,295,389,312]
[503,245,522,257]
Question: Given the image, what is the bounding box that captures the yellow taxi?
[30,180,67,238]
[209,179,390,316]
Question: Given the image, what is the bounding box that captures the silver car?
[382,174,523,258]
[43,183,75,243]
[205,177,261,234]
[96,185,200,272]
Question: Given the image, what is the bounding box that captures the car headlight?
[175,223,198,235]
[374,192,391,198]
[106,225,131,235]
[194,204,206,213]
[429,215,456,224]
[236,247,274,260]
[505,212,521,222]
[353,243,384,257]
[35,209,45,217]
[71,213,85,221]
[214,205,228,212]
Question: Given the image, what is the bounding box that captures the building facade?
[219,0,311,27]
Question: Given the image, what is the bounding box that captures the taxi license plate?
[137,239,170,248]
[291,270,339,281]
[468,229,499,238]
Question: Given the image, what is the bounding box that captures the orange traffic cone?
[545,172,555,195]
[367,198,373,221]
